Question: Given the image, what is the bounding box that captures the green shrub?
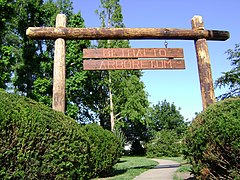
[146,130,182,157]
[82,124,122,177]
[113,128,126,155]
[0,89,122,179]
[184,98,240,179]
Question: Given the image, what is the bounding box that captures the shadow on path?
[154,164,180,169]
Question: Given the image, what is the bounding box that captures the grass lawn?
[96,156,193,180]
[96,156,158,180]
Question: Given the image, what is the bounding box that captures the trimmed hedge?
[83,124,122,176]
[0,89,122,179]
[184,97,240,179]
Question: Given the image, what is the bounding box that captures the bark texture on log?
[52,14,66,113]
[192,16,216,110]
[26,27,230,41]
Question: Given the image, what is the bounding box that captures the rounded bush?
[83,124,122,176]
[146,130,182,157]
[0,89,122,179]
[184,98,240,179]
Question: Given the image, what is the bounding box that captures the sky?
[71,0,239,120]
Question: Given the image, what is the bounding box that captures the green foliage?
[113,128,126,154]
[146,130,182,157]
[148,100,187,137]
[91,0,149,141]
[82,124,122,177]
[215,44,240,100]
[65,12,90,120]
[56,0,73,17]
[0,0,13,34]
[0,46,14,88]
[0,0,14,88]
[96,0,125,28]
[0,0,91,121]
[0,89,122,179]
[5,0,59,98]
[183,97,240,179]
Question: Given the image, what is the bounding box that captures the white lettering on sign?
[97,60,177,69]
[102,48,168,58]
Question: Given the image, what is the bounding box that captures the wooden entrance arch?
[26,14,229,113]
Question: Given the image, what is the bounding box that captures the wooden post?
[52,14,67,113]
[192,15,215,110]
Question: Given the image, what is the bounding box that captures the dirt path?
[134,159,188,180]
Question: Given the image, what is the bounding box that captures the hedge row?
[0,89,122,179]
[184,97,240,179]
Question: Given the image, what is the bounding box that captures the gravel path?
[134,159,181,180]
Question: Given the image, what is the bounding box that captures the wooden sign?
[83,59,185,70]
[83,48,184,59]
[83,48,185,70]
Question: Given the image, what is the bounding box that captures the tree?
[0,0,91,119]
[113,73,149,140]
[81,0,149,139]
[7,0,58,98]
[148,99,187,136]
[28,0,91,120]
[0,0,14,89]
[0,0,13,35]
[65,12,90,120]
[95,0,131,131]
[215,44,240,100]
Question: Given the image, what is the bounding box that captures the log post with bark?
[192,15,216,109]
[52,14,67,113]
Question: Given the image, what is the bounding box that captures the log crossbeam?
[26,27,230,41]
[25,14,230,111]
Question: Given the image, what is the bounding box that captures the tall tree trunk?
[108,14,115,132]
[109,71,114,131]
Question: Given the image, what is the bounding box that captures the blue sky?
[72,0,239,120]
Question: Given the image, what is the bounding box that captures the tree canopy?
[0,0,14,89]
[148,100,187,136]
[93,0,149,139]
